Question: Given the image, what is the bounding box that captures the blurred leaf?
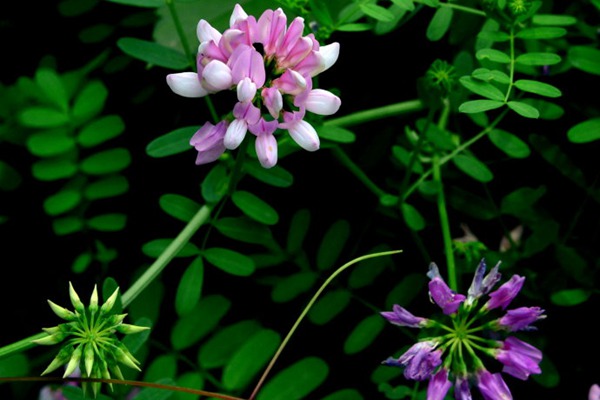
[515,52,561,66]
[27,129,75,157]
[515,27,566,39]
[78,115,126,147]
[0,161,21,191]
[568,46,600,75]
[477,31,510,42]
[534,355,560,388]
[173,372,204,400]
[385,273,427,308]
[214,216,275,246]
[35,68,69,112]
[232,190,279,225]
[426,6,453,41]
[87,213,127,231]
[532,14,576,26]
[529,134,588,189]
[142,239,200,258]
[256,357,329,400]
[117,37,189,69]
[507,101,539,118]
[19,106,69,128]
[318,125,356,143]
[80,148,132,175]
[198,320,262,369]
[459,76,505,101]
[135,378,176,400]
[523,219,559,256]
[567,117,600,143]
[471,68,510,84]
[80,24,115,44]
[146,126,197,157]
[170,295,231,350]
[0,354,29,377]
[121,317,152,355]
[244,162,294,187]
[401,202,425,231]
[550,288,591,306]
[337,23,372,32]
[286,208,311,253]
[452,154,494,182]
[32,158,78,181]
[321,389,363,400]
[53,216,84,235]
[308,289,351,325]
[555,245,588,285]
[223,329,281,391]
[348,244,392,289]
[272,271,317,303]
[392,145,423,173]
[520,98,563,120]
[72,251,92,274]
[344,314,385,354]
[84,175,129,200]
[391,0,414,11]
[144,354,177,382]
[72,80,108,123]
[459,99,504,113]
[448,186,497,220]
[317,219,350,270]
[488,129,530,158]
[43,189,82,216]
[359,3,394,22]
[160,193,201,223]
[513,80,561,98]
[106,0,163,6]
[500,186,546,217]
[201,163,229,203]
[476,48,510,63]
[175,257,204,317]
[58,386,113,400]
[203,247,255,276]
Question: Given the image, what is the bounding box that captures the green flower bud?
[100,287,120,315]
[115,323,151,335]
[84,342,95,377]
[47,300,77,321]
[40,344,74,376]
[89,284,99,314]
[69,282,85,314]
[32,331,68,345]
[114,343,141,371]
[63,344,83,378]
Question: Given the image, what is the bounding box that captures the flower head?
[380,259,544,399]
[166,4,341,168]
[34,283,150,397]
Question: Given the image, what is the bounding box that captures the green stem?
[439,2,486,16]
[330,146,390,199]
[121,204,212,308]
[0,333,46,361]
[166,0,193,66]
[504,26,516,103]
[247,249,403,400]
[324,99,424,128]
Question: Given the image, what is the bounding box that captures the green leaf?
[78,115,126,147]
[317,125,356,143]
[515,52,561,66]
[532,14,577,26]
[256,357,328,400]
[488,129,531,158]
[223,329,281,391]
[500,186,546,217]
[477,31,510,42]
[458,100,504,113]
[515,27,566,40]
[72,251,93,274]
[568,46,600,76]
[170,295,231,350]
[84,175,129,200]
[567,117,600,143]
[43,189,82,216]
[344,315,385,354]
[286,209,310,253]
[52,216,84,235]
[452,154,494,182]
[201,163,229,203]
[521,98,563,120]
[173,373,204,400]
[86,213,127,231]
[80,148,132,175]
[159,193,201,223]
[72,80,108,123]
[533,355,560,388]
[142,238,200,258]
[32,158,78,181]
[401,202,425,231]
[19,106,69,128]
[117,37,189,69]
[448,187,498,220]
[476,48,511,63]
[308,289,351,325]
[348,244,391,289]
[316,219,350,270]
[0,354,29,378]
[272,271,317,303]
[550,288,591,306]
[35,68,69,112]
[197,320,262,369]
[61,386,112,400]
[27,129,75,157]
[392,146,423,173]
[337,23,372,32]
[459,76,505,101]
[0,161,21,191]
[203,247,255,276]
[359,3,394,22]
[232,190,279,225]
[144,354,178,382]
[146,126,197,157]
[507,101,539,118]
[426,6,453,41]
[321,389,363,400]
[472,68,510,84]
[106,0,163,6]
[244,162,294,187]
[385,273,426,309]
[513,80,561,98]
[175,257,204,317]
[214,216,275,246]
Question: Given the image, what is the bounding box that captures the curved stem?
[165,0,193,66]
[324,99,424,128]
[330,146,391,199]
[247,249,403,400]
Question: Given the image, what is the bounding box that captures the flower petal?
[166,72,208,98]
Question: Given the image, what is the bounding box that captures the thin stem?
[166,0,194,66]
[247,249,403,400]
[121,204,212,308]
[504,26,516,103]
[0,333,46,361]
[439,2,486,16]
[324,99,424,128]
[330,146,390,199]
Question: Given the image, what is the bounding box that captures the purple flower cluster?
[166,4,341,168]
[381,259,546,399]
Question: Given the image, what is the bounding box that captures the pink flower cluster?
[166,4,341,168]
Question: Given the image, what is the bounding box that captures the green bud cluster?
[33,282,150,397]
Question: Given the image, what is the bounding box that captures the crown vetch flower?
[380,259,544,399]
[166,3,341,168]
[590,384,600,400]
[34,282,150,397]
